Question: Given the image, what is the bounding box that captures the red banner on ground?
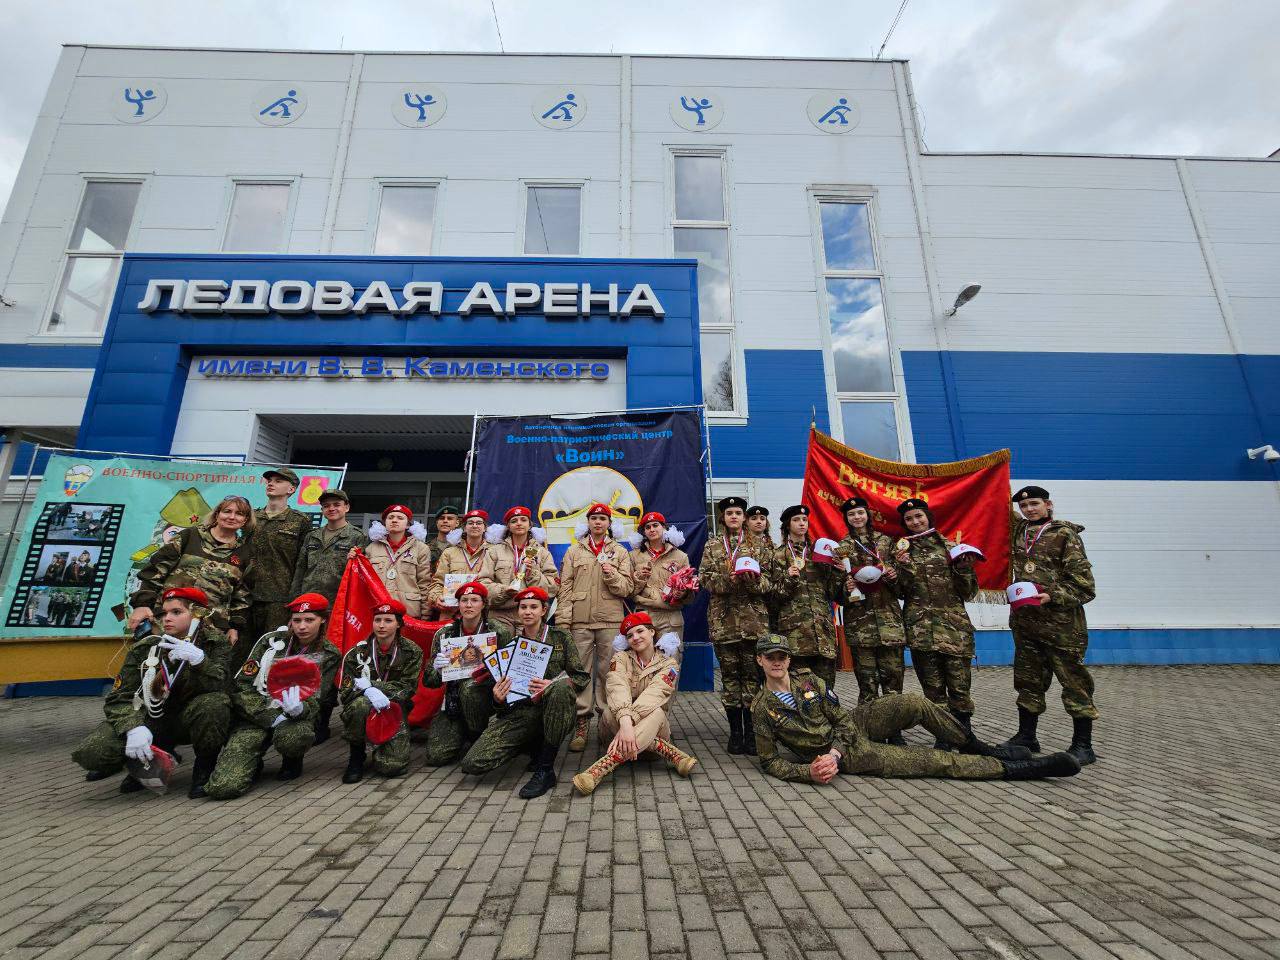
[800,429,1011,597]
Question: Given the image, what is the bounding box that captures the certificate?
[440,632,498,683]
[505,637,553,702]
[440,573,472,607]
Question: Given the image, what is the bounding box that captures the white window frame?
[38,175,148,339]
[808,187,914,460]
[668,147,745,422]
[518,179,587,257]
[219,177,298,254]
[368,178,444,255]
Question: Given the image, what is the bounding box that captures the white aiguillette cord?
[253,626,290,696]
[140,615,203,718]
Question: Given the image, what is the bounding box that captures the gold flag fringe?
[810,428,1009,478]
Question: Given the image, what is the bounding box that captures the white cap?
[854,565,884,591]
[1007,581,1042,609]
[734,556,761,575]
[949,543,986,564]
[812,537,839,564]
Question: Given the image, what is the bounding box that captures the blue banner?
[472,411,713,687]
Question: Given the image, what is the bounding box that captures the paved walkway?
[2,666,1279,960]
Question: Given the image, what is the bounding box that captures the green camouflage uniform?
[290,523,369,604]
[699,533,774,708]
[131,527,251,634]
[771,540,842,688]
[1010,514,1098,720]
[836,532,907,703]
[428,537,451,568]
[751,670,1002,783]
[72,622,233,774]
[338,634,423,777]
[459,625,589,776]
[896,533,979,714]
[422,618,512,766]
[204,631,340,800]
[247,507,313,648]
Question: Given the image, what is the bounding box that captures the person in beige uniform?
[486,505,559,633]
[559,502,634,752]
[625,511,696,641]
[428,508,498,612]
[573,612,697,794]
[363,504,435,617]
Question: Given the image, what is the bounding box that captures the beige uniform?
[363,535,434,618]
[487,536,560,632]
[427,541,498,610]
[601,647,680,750]
[629,545,694,640]
[559,537,634,718]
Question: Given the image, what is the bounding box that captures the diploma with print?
[504,637,553,701]
[440,573,473,607]
[440,632,498,683]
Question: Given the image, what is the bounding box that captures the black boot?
[1002,707,1041,753]
[954,712,1032,761]
[741,708,758,757]
[725,707,745,755]
[1067,717,1097,766]
[342,744,366,784]
[187,753,217,799]
[518,742,559,800]
[119,775,144,794]
[84,769,111,782]
[277,755,304,781]
[885,732,907,747]
[1001,751,1081,780]
[314,702,334,745]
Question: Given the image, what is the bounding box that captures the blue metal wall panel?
[709,349,831,478]
[903,350,1280,481]
[0,345,100,368]
[973,628,1280,666]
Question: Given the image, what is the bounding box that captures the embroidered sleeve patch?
[112,675,123,690]
[242,659,259,677]
[826,688,840,705]
[662,667,678,686]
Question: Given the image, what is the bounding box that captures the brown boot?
[568,716,589,752]
[572,752,624,795]
[650,738,698,777]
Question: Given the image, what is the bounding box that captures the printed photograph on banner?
[34,545,103,585]
[43,503,113,542]
[16,587,95,628]
[440,632,499,683]
[537,465,643,559]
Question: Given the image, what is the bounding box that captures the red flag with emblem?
[800,428,1011,599]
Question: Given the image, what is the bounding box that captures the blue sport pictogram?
[123,87,157,117]
[680,95,713,125]
[541,92,578,121]
[260,90,299,118]
[817,98,852,125]
[404,92,437,122]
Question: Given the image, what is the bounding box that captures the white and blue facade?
[1,45,1277,665]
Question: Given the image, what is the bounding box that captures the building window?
[44,180,142,336]
[817,198,901,459]
[673,152,736,414]
[524,185,581,255]
[375,184,437,255]
[222,182,291,253]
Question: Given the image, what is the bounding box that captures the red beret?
[456,581,488,600]
[462,508,489,523]
[513,586,550,605]
[381,504,413,522]
[161,587,209,607]
[586,503,611,518]
[620,611,653,635]
[639,511,666,528]
[287,593,330,614]
[504,506,532,524]
[372,598,407,617]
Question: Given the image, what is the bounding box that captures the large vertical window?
[222,181,291,253]
[524,185,581,255]
[375,184,438,255]
[44,180,142,336]
[817,199,901,459]
[674,152,736,414]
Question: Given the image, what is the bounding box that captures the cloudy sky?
[2,0,1277,215]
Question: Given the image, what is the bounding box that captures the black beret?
[716,496,748,514]
[1012,486,1050,503]
[779,504,809,526]
[746,505,770,517]
[840,497,869,513]
[897,498,931,516]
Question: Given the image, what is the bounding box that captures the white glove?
[433,650,451,670]
[365,686,391,711]
[161,638,205,666]
[124,725,154,761]
[280,685,305,718]
[354,676,371,692]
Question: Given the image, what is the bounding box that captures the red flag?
[800,428,1011,597]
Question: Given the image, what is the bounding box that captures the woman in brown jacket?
[572,612,697,794]
[625,511,696,640]
[363,504,435,618]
